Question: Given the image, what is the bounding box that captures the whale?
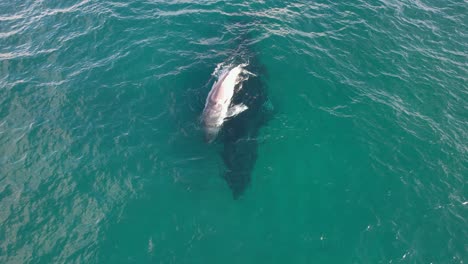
[221,58,273,199]
[202,64,249,143]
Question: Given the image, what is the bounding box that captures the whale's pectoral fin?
[226,104,248,118]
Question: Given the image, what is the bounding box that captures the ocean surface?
[1,0,467,263]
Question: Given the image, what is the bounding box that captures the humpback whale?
[202,65,249,143]
[221,57,272,199]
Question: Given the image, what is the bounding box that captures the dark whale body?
[220,52,273,199]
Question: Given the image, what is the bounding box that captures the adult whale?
[219,50,273,199]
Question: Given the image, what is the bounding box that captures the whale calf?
[202,64,248,143]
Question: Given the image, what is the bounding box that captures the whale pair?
[201,60,272,199]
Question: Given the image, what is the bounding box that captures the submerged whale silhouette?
[222,62,272,199]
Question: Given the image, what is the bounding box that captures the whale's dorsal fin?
[226,104,248,118]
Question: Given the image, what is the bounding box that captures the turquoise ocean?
[0,0,467,263]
